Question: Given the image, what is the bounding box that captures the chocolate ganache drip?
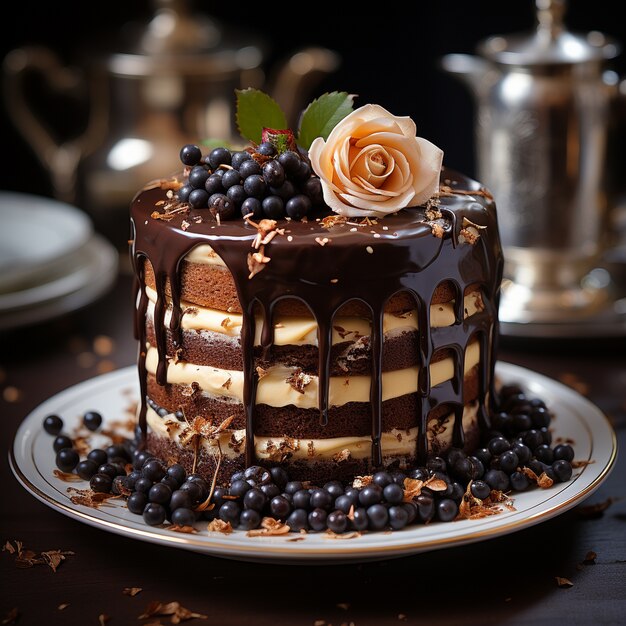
[130,168,503,468]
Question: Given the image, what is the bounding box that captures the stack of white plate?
[0,191,118,332]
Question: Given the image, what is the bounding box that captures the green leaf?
[297,92,355,149]
[235,88,288,144]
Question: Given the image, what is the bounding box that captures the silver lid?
[106,0,264,77]
[478,0,620,66]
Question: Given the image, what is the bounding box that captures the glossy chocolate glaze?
[130,168,503,468]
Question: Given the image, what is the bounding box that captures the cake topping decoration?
[308,104,444,217]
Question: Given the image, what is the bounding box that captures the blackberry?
[231,151,251,169]
[359,485,383,507]
[76,459,98,480]
[188,188,209,209]
[257,142,277,157]
[204,174,224,195]
[383,483,404,505]
[366,504,389,530]
[261,195,284,219]
[180,144,202,166]
[43,414,63,435]
[221,169,242,189]
[90,473,112,493]
[308,508,328,531]
[239,159,262,178]
[207,147,232,169]
[327,510,348,534]
[53,435,72,453]
[552,460,573,482]
[285,195,311,219]
[389,505,410,530]
[553,444,575,462]
[55,448,79,473]
[171,508,196,527]
[286,508,309,531]
[436,499,458,522]
[188,165,210,189]
[143,502,166,526]
[262,160,285,187]
[238,509,261,530]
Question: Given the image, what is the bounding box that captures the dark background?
[1,0,625,202]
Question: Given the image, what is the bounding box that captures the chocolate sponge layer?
[143,258,478,315]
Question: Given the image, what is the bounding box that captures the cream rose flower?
[308,104,443,217]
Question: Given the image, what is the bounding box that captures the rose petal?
[411,137,444,205]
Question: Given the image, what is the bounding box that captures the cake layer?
[144,340,480,408]
[144,285,485,343]
[145,400,480,484]
[146,365,480,438]
[143,259,468,316]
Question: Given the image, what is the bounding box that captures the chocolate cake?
[130,166,503,485]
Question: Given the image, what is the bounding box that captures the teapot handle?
[2,46,108,203]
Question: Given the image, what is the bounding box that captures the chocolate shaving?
[352,475,373,489]
[2,541,15,554]
[123,587,143,597]
[169,525,197,534]
[333,449,351,463]
[286,368,312,394]
[458,227,480,245]
[438,184,493,200]
[430,223,445,239]
[4,540,74,572]
[537,472,554,488]
[180,381,200,398]
[424,476,448,492]
[138,601,207,623]
[263,437,300,463]
[53,469,83,482]
[555,577,574,588]
[583,550,597,564]
[246,517,290,537]
[402,477,424,502]
[320,215,348,229]
[207,519,233,534]
[98,614,110,626]
[58,603,70,610]
[67,487,120,508]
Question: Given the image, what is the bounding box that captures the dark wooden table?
[1,265,625,626]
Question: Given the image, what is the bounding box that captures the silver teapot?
[3,0,339,215]
[442,0,624,329]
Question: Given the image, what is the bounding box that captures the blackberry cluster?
[176,142,324,221]
[42,383,574,533]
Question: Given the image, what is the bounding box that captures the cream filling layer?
[144,286,483,345]
[145,341,480,408]
[146,401,479,461]
[184,244,226,266]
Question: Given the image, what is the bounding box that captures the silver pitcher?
[442,0,624,328]
[3,0,339,216]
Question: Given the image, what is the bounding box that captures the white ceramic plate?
[10,363,617,564]
[0,234,118,330]
[0,191,92,293]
